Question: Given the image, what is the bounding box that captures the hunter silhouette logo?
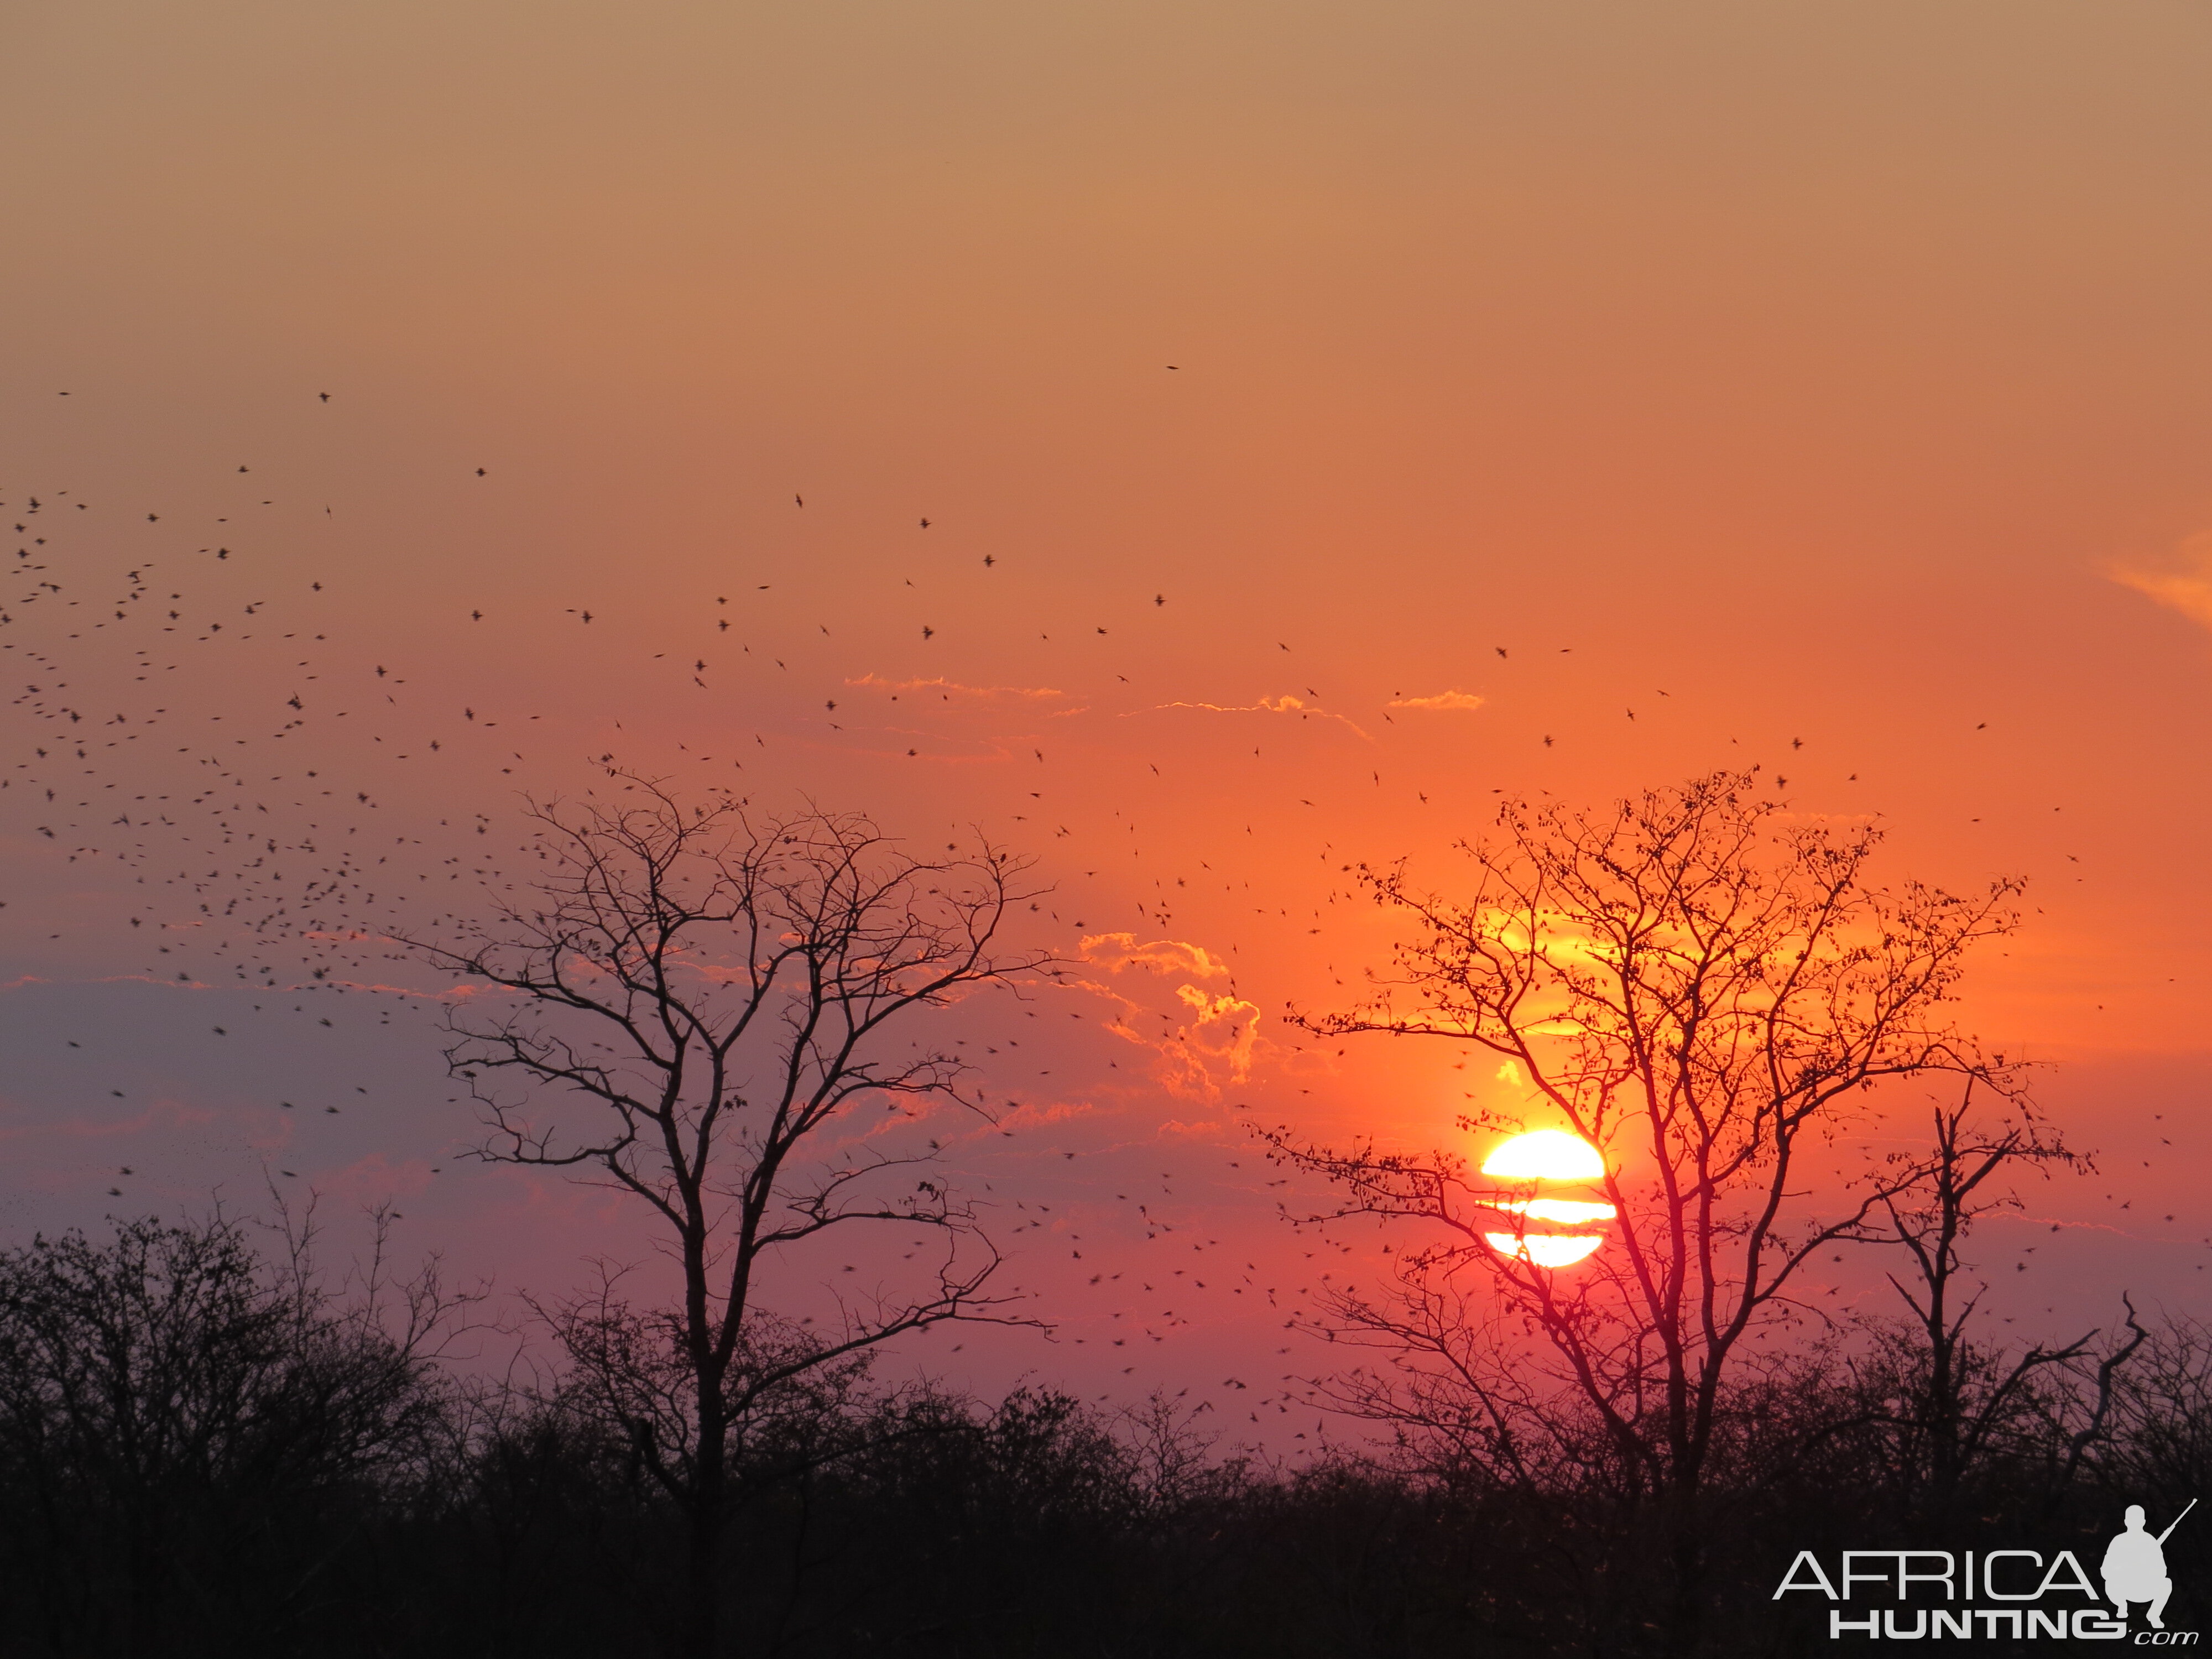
[2106,1500,2195,1631]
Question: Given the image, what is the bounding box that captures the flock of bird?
[0,395,1446,1439]
[4,385,2177,1438]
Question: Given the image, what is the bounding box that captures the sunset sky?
[4,0,2210,1443]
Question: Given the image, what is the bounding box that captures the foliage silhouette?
[0,1210,2199,1658]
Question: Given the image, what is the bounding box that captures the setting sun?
[1481,1130,1605,1181]
[1483,1233,1607,1268]
[1479,1131,1612,1266]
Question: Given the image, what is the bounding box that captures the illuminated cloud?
[844,674,1066,700]
[1128,983,1261,1101]
[1164,983,1260,1089]
[2110,532,2212,631]
[1072,934,1256,1099]
[993,1098,1099,1131]
[916,1096,1104,1151]
[1078,931,1232,980]
[1139,694,1370,739]
[1387,690,1486,712]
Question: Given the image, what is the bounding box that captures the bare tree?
[1859,1082,2136,1517]
[1259,771,2025,1652]
[401,777,1050,1658]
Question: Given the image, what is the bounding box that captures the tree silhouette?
[1260,771,2027,1653]
[402,778,1050,1657]
[1860,1082,2135,1519]
[0,1208,463,1656]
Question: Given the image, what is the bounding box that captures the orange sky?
[4,0,2210,1435]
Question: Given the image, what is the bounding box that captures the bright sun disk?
[1484,1233,1606,1267]
[1480,1129,1604,1180]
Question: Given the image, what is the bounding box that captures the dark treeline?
[0,1215,2202,1658]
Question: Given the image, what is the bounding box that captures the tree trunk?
[1661,1480,1707,1659]
[683,1414,729,1659]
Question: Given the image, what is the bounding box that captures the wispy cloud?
[2110,533,2212,632]
[914,1095,1105,1152]
[844,674,1066,700]
[1137,693,1370,740]
[1388,689,1486,712]
[1077,931,1232,980]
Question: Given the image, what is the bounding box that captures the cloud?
[1067,934,1256,1099]
[913,1095,1105,1152]
[2110,532,2212,631]
[1138,693,1370,739]
[1101,984,1262,1102]
[0,1095,215,1149]
[1159,983,1261,1097]
[1077,932,1232,980]
[1387,689,1486,712]
[316,1152,435,1207]
[844,674,1065,700]
[993,1098,1100,1132]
